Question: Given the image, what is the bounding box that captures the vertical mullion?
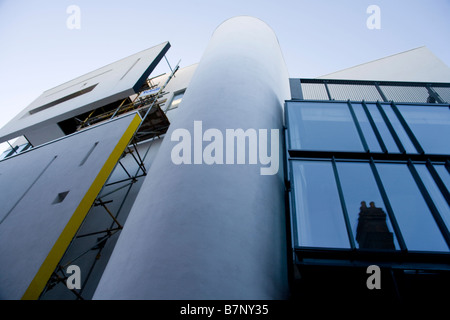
[347,101,369,152]
[284,128,291,184]
[362,101,388,153]
[331,157,356,249]
[369,158,407,251]
[288,160,300,248]
[390,102,424,154]
[408,160,450,249]
[426,160,450,206]
[376,101,406,154]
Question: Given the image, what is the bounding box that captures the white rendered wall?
[0,113,141,299]
[317,46,450,82]
[0,42,170,145]
[94,16,291,299]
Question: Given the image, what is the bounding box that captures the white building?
[0,16,449,301]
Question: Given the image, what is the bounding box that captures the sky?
[0,0,449,140]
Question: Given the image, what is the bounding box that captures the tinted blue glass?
[398,105,450,154]
[366,103,400,153]
[415,164,450,231]
[352,104,382,153]
[336,161,399,250]
[291,161,350,248]
[287,102,363,152]
[435,165,450,191]
[376,163,448,252]
[381,104,417,153]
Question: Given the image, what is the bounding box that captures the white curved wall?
[93,16,290,300]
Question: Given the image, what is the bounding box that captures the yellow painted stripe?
[21,114,142,300]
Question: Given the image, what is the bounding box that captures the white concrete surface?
[93,16,291,300]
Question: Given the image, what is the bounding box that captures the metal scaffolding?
[39,59,179,300]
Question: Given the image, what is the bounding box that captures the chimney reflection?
[356,201,395,250]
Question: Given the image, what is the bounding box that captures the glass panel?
[381,104,417,153]
[336,161,399,250]
[435,165,450,191]
[168,91,185,110]
[292,161,350,248]
[287,102,364,152]
[397,105,450,154]
[365,103,400,153]
[415,164,450,231]
[352,104,382,153]
[376,163,448,252]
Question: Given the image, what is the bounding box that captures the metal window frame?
[331,157,356,249]
[361,100,388,153]
[390,102,425,154]
[407,160,450,249]
[285,99,450,261]
[375,101,406,154]
[347,101,369,152]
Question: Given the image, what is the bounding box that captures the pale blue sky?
[0,0,449,132]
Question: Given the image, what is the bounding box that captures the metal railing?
[291,78,450,104]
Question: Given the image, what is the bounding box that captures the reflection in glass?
[287,102,363,152]
[365,103,400,153]
[292,161,350,248]
[376,163,448,252]
[356,201,395,250]
[415,164,450,231]
[352,104,382,153]
[336,162,398,250]
[397,105,450,154]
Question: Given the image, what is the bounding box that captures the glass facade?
[286,93,450,254]
[397,105,450,154]
[376,163,448,251]
[291,160,350,249]
[287,102,363,152]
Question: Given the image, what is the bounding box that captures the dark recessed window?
[167,90,185,111]
[29,84,98,115]
[53,191,70,204]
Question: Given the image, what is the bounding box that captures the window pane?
[365,103,400,153]
[435,165,450,191]
[336,162,399,250]
[352,104,382,153]
[415,164,450,231]
[381,104,417,153]
[291,161,350,248]
[376,163,448,252]
[168,91,185,110]
[287,102,363,152]
[397,105,450,154]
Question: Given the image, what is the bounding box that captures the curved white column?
[94,16,291,299]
